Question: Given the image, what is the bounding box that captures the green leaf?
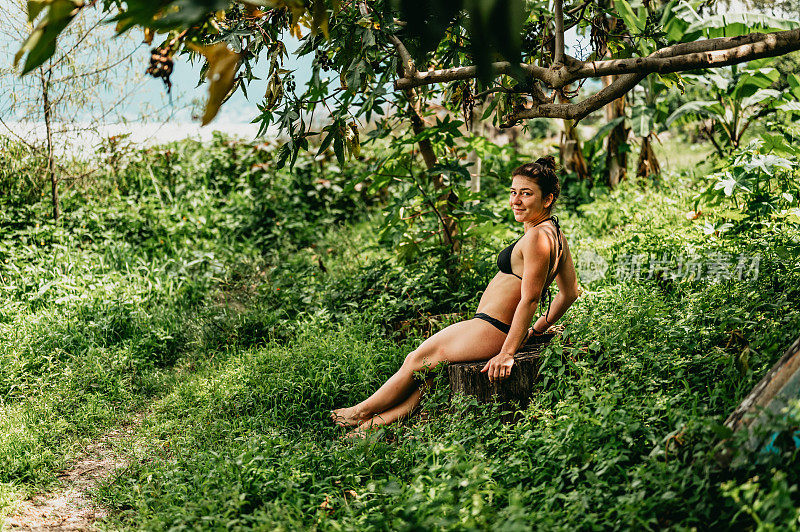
[665,101,719,126]
[740,89,781,109]
[714,174,742,196]
[585,116,625,152]
[630,105,655,138]
[743,153,793,176]
[760,133,800,155]
[662,0,698,42]
[333,135,344,166]
[481,96,500,120]
[16,0,82,75]
[787,74,800,100]
[27,0,48,22]
[777,101,800,113]
[709,423,734,439]
[317,124,338,156]
[616,0,643,33]
[685,12,800,38]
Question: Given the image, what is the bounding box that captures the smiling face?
[509,175,554,223]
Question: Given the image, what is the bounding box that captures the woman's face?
[509,175,553,223]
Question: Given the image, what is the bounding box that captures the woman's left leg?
[332,318,506,427]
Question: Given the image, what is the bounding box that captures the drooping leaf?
[311,0,329,38]
[740,88,781,109]
[189,43,242,125]
[27,0,50,22]
[665,101,720,126]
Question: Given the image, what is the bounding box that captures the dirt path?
[3,414,143,531]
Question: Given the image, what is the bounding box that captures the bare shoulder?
[518,225,555,257]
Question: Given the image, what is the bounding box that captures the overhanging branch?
[570,27,800,79]
[395,60,556,90]
[391,26,800,124]
[502,72,646,124]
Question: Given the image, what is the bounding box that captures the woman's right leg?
[332,318,507,427]
[346,385,424,438]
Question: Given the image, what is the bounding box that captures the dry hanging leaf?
[189,43,241,126]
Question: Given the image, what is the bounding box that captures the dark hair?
[512,156,560,208]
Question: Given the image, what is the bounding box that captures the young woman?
[332,156,579,436]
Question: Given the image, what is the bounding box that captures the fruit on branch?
[146,47,174,93]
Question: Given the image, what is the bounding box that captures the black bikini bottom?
[474,312,510,334]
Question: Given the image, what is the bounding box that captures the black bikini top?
[497,216,562,280]
[496,216,563,321]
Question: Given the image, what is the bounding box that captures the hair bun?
[536,155,556,171]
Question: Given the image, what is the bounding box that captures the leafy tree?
[666,64,800,156]
[13,0,800,232]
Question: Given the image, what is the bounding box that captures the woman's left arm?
[481,232,550,383]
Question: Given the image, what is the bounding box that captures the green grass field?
[1,134,799,530]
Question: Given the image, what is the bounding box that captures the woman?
[332,156,579,436]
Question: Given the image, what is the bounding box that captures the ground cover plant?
[1,130,800,530]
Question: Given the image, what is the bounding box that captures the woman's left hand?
[480,353,515,383]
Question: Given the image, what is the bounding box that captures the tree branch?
[393,26,800,123]
[554,0,565,65]
[502,72,646,124]
[395,61,556,90]
[388,35,416,77]
[568,27,800,79]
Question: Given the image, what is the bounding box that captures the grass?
[652,131,715,176]
[2,133,800,530]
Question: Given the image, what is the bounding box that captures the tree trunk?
[405,88,460,254]
[467,104,482,193]
[560,122,591,183]
[42,68,59,220]
[558,89,590,181]
[636,134,661,179]
[635,76,660,180]
[600,4,628,188]
[603,82,628,188]
[447,332,556,422]
[556,90,591,182]
[467,149,481,193]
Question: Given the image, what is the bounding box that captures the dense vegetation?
[1,130,799,530]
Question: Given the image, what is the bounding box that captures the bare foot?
[330,406,367,428]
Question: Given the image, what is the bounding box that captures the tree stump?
[717,334,800,466]
[447,329,558,421]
